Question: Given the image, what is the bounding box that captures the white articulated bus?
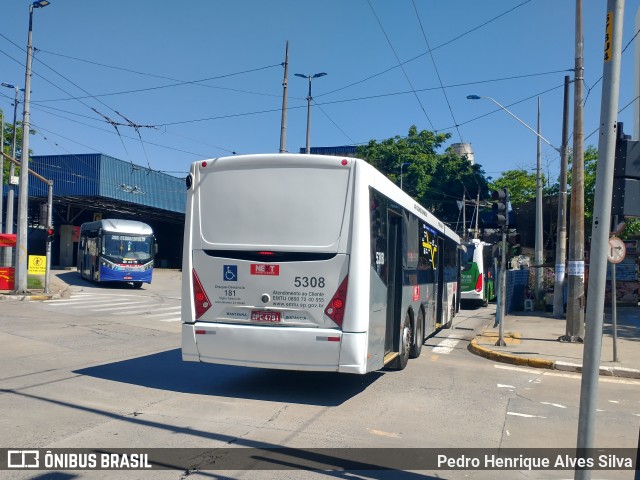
[182,154,461,374]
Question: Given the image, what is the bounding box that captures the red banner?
[0,267,15,290]
[0,234,17,247]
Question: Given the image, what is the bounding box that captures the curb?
[468,336,640,379]
[0,292,62,301]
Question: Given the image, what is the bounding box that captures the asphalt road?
[1,270,637,480]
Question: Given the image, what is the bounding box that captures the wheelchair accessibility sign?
[223,265,237,282]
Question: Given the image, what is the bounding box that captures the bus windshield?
[102,234,154,261]
[461,244,476,270]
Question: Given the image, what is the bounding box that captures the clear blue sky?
[1,0,639,187]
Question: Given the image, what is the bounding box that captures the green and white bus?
[181,154,461,374]
[460,239,495,307]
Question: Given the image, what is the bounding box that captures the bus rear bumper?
[181,323,368,373]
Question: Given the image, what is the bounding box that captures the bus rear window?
[198,166,350,249]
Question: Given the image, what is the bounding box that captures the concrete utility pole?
[563,0,586,342]
[15,0,51,293]
[535,98,544,305]
[575,1,624,478]
[553,76,572,318]
[279,41,289,154]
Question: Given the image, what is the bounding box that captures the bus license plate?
[123,275,133,280]
[251,311,281,323]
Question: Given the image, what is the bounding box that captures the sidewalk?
[469,306,640,379]
[0,269,71,301]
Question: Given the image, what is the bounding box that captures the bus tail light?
[474,274,483,293]
[192,269,212,319]
[324,276,348,327]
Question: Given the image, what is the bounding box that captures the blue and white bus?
[77,219,157,288]
[181,154,460,374]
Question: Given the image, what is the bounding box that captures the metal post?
[575,2,624,478]
[553,76,571,318]
[474,191,480,239]
[279,41,289,154]
[535,97,544,305]
[44,180,52,293]
[462,190,466,241]
[611,218,619,362]
[0,109,3,236]
[496,226,507,346]
[304,77,312,154]
[3,84,19,266]
[564,0,586,342]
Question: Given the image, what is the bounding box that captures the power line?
[366,0,436,131]
[411,0,463,143]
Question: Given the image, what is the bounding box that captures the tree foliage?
[1,107,27,183]
[356,125,490,226]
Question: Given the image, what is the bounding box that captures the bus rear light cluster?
[474,274,483,293]
[324,276,348,327]
[192,269,212,319]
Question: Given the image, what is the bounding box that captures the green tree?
[571,145,640,239]
[356,125,490,225]
[1,107,28,184]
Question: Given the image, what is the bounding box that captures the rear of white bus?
[181,154,371,373]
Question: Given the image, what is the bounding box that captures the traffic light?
[46,227,55,243]
[508,231,522,257]
[491,188,509,227]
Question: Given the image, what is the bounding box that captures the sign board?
[607,236,626,264]
[28,255,47,275]
[0,234,17,247]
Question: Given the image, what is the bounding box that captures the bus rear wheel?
[132,282,143,289]
[409,310,424,359]
[391,314,411,370]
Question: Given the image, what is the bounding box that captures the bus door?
[435,236,445,327]
[385,210,403,356]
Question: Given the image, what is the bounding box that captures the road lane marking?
[507,412,547,418]
[432,334,463,355]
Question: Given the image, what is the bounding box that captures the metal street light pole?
[294,72,327,154]
[400,162,410,190]
[467,94,561,308]
[1,83,20,247]
[15,0,50,294]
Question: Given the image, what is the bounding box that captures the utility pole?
[16,1,50,293]
[474,191,480,239]
[563,0,586,342]
[575,1,624,477]
[2,83,20,265]
[279,41,289,154]
[535,98,544,305]
[462,189,466,241]
[0,110,3,235]
[553,76,571,318]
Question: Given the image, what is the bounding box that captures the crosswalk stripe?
[89,303,156,312]
[145,308,182,318]
[432,334,464,355]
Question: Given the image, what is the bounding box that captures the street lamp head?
[294,73,307,79]
[32,0,50,8]
[1,83,16,89]
[466,95,481,100]
[313,72,327,79]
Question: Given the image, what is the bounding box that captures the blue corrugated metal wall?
[29,154,185,213]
